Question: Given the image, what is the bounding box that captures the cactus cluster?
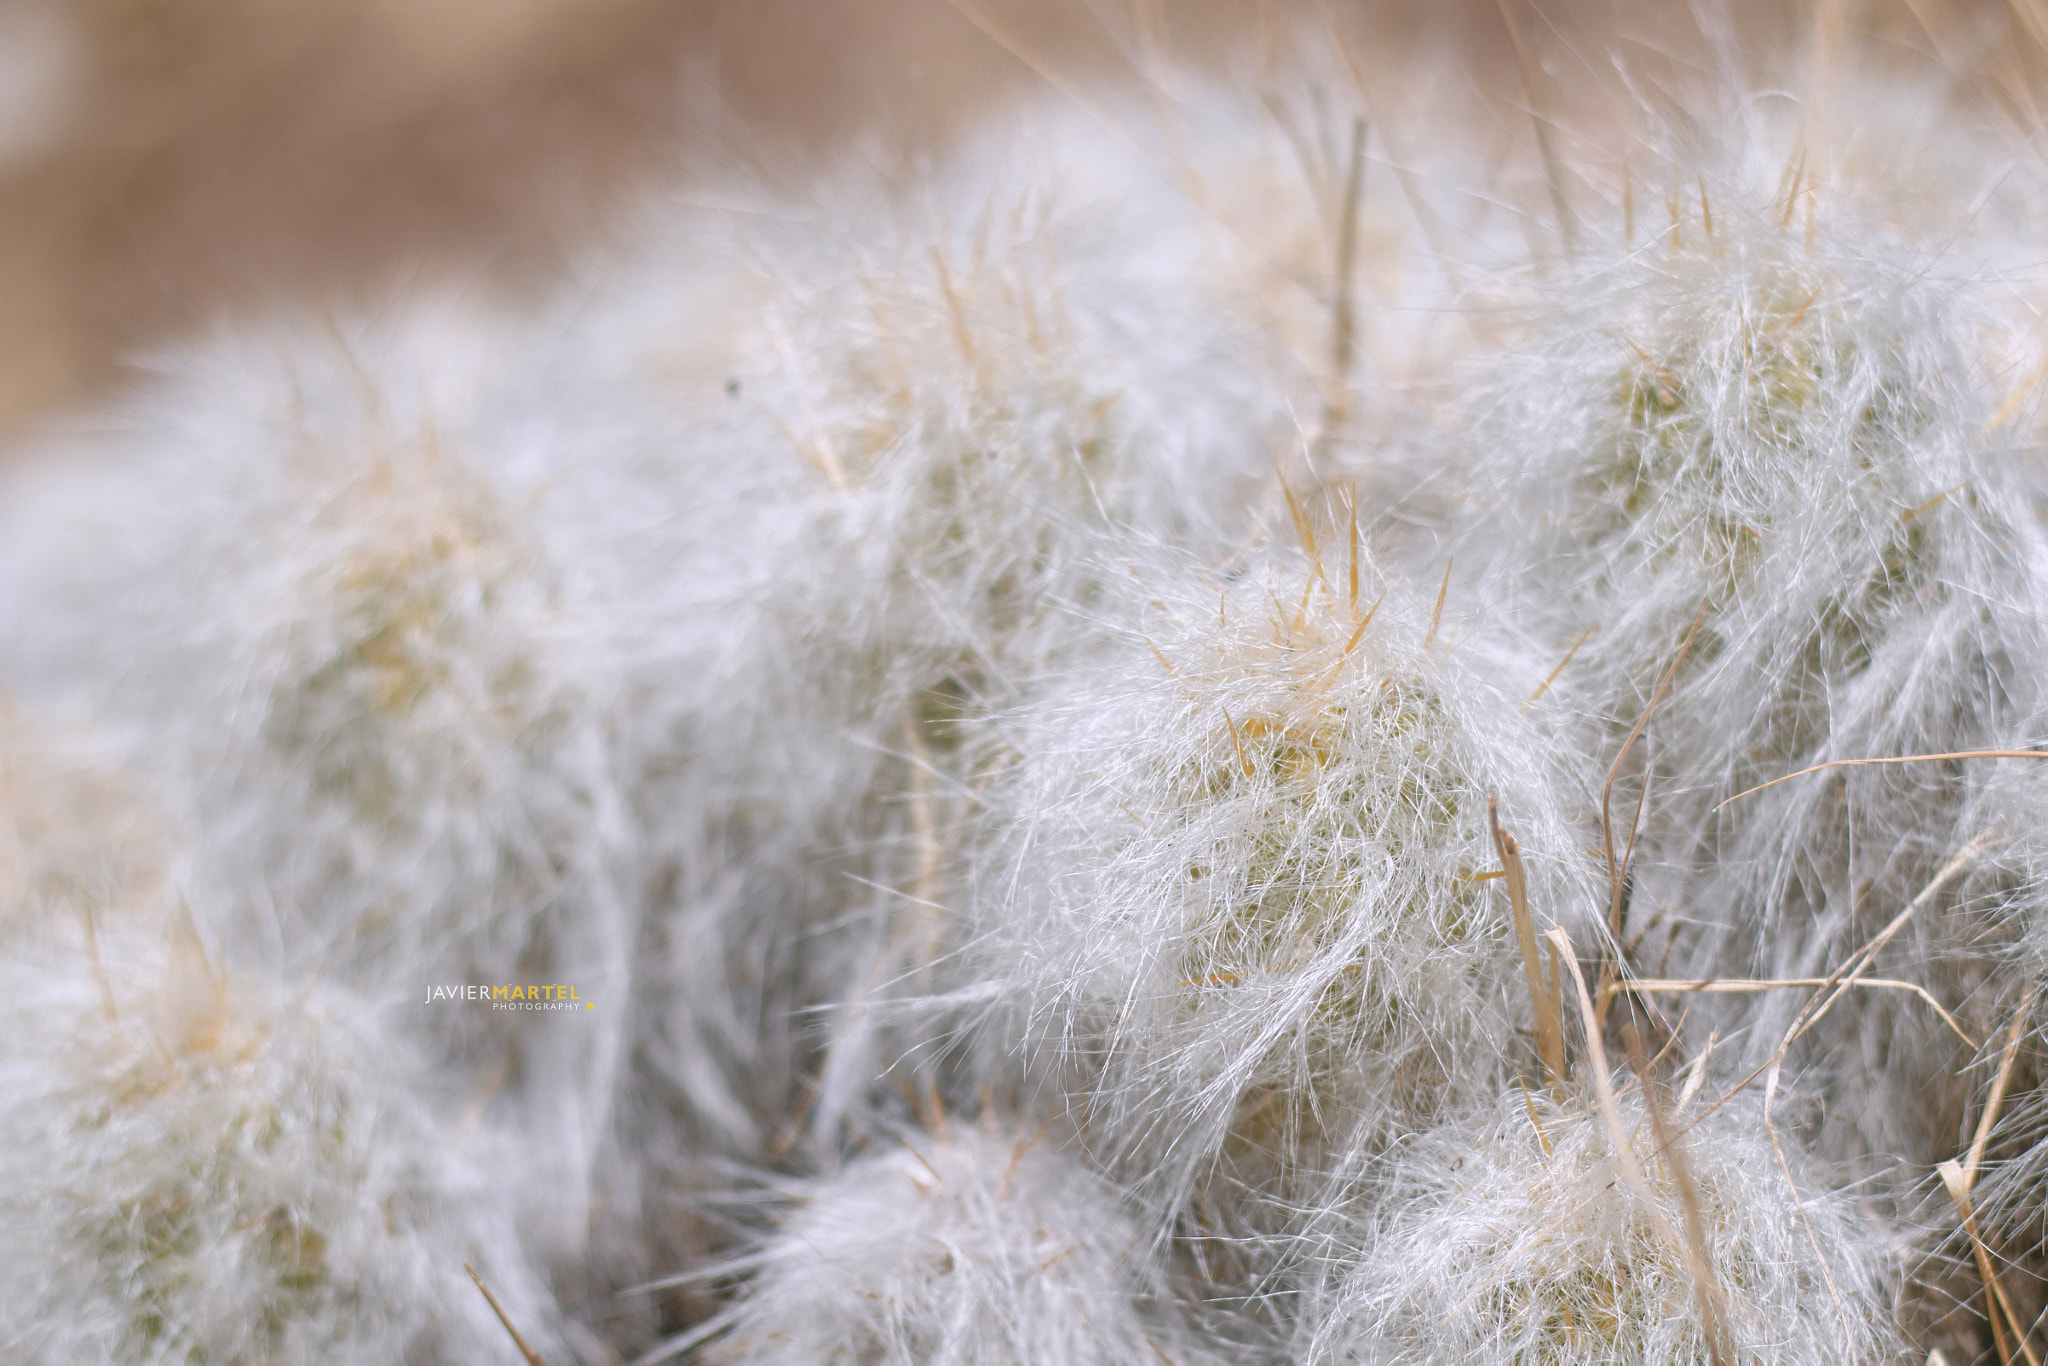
[5,20,2048,1365]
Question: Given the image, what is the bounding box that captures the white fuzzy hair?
[507,107,1290,1195]
[0,915,566,1364]
[966,546,1602,1240]
[1444,123,2048,1184]
[1292,1082,1901,1364]
[0,312,642,1289]
[0,701,176,947]
[685,1120,1222,1366]
[1,31,2041,1363]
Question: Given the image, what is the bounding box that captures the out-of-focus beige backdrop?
[0,0,2021,439]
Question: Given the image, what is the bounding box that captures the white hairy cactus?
[0,314,632,999]
[1294,1082,1900,1364]
[687,1119,1221,1366]
[969,545,1601,1234]
[1446,117,2048,1181]
[539,119,1288,1182]
[3,20,2043,1365]
[0,702,175,947]
[0,315,643,1288]
[0,916,564,1365]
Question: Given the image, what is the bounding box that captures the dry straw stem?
[1521,626,1593,713]
[1622,977,1976,1051]
[1622,1021,1722,1366]
[1547,926,1732,1364]
[1768,833,2003,1062]
[1490,797,1565,1088]
[1690,831,2003,1135]
[466,1263,546,1366]
[1424,558,1451,649]
[1937,983,2040,1366]
[1602,601,1709,945]
[1595,603,1709,1031]
[1715,751,2048,811]
[1759,1013,1852,1339]
[1606,831,2015,1346]
[1937,1160,2025,1363]
[1670,833,2007,1341]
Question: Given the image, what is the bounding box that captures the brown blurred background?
[0,0,1212,434]
[1,0,2039,436]
[0,0,1930,437]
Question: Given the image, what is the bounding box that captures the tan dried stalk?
[1938,983,2040,1366]
[1491,798,1565,1088]
[1624,1022,1727,1366]
[1716,751,2048,811]
[1549,927,1730,1365]
[465,1263,545,1366]
[1622,977,1975,1050]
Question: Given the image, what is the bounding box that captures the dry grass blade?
[1759,1056,1852,1340]
[1221,707,1253,779]
[1516,1073,1554,1157]
[1522,625,1594,712]
[1967,983,2037,1182]
[1347,493,1360,616]
[1939,984,2043,1366]
[1333,592,1385,663]
[1548,927,1730,1364]
[1778,832,2003,1056]
[1603,600,1709,942]
[1623,977,1977,1050]
[1547,937,1567,1064]
[1278,473,1334,607]
[1624,1022,1729,1365]
[1683,831,2001,1140]
[464,1263,545,1366]
[1425,558,1452,649]
[1280,474,1321,566]
[1901,481,1974,524]
[1715,751,2048,811]
[1676,1030,1718,1112]
[1939,1161,2024,1366]
[1492,798,1566,1088]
